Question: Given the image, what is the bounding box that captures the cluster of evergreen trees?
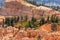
[4,15,59,29]
[5,16,20,26]
[25,17,37,28]
[25,0,44,6]
[25,15,59,28]
[39,15,59,25]
[25,0,60,11]
[4,16,28,27]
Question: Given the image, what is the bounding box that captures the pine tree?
[55,16,59,23]
[47,16,50,23]
[5,17,11,26]
[2,19,4,27]
[51,15,55,23]
[16,16,20,22]
[31,17,36,24]
[13,16,17,23]
[21,16,23,21]
[26,21,32,28]
[51,23,57,31]
[5,17,15,27]
[13,16,20,23]
[10,18,14,27]
[39,17,45,26]
[20,16,23,26]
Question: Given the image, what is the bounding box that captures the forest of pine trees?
[4,15,60,29]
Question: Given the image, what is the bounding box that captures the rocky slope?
[0,0,60,20]
[0,25,59,40]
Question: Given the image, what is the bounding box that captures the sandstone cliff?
[0,0,60,20]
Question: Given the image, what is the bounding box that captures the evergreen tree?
[39,17,45,26]
[31,17,36,24]
[10,18,14,27]
[16,16,20,22]
[20,16,23,26]
[51,23,57,31]
[50,15,55,23]
[32,23,38,28]
[5,17,14,26]
[47,16,50,23]
[2,19,4,27]
[5,17,11,26]
[55,16,59,23]
[13,16,17,23]
[26,21,32,28]
[13,16,20,23]
[21,16,23,21]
